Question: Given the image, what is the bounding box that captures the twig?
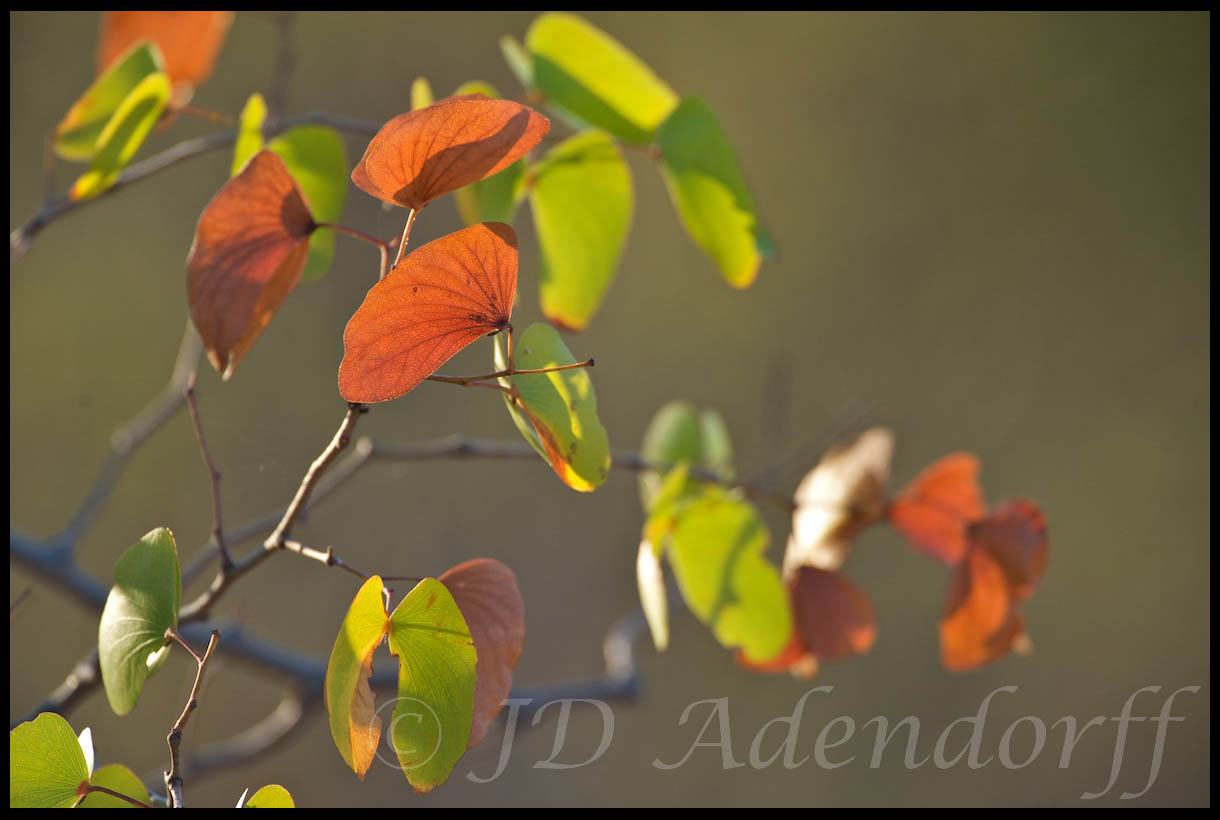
[11,112,380,263]
[184,374,232,572]
[281,540,371,581]
[82,785,152,808]
[163,628,220,809]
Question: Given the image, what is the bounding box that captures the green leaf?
[450,82,527,227]
[70,71,171,200]
[243,784,295,808]
[325,576,388,780]
[410,77,434,111]
[530,130,632,331]
[525,12,678,144]
[655,97,770,288]
[385,579,477,795]
[268,126,348,280]
[639,401,735,508]
[667,491,793,662]
[495,323,611,492]
[231,92,268,176]
[54,42,164,162]
[98,527,181,716]
[78,764,150,808]
[9,713,90,808]
[500,35,534,90]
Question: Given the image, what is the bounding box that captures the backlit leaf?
[231,93,268,176]
[268,126,348,280]
[783,427,894,576]
[499,35,534,90]
[78,764,150,808]
[98,528,180,716]
[54,42,163,162]
[243,784,295,808]
[439,559,526,749]
[325,576,388,780]
[186,150,315,379]
[495,322,610,492]
[9,713,90,808]
[451,82,528,227]
[351,97,549,211]
[410,77,434,111]
[637,539,669,652]
[525,12,678,144]
[889,453,986,565]
[639,401,735,509]
[99,11,233,104]
[667,491,792,663]
[656,97,770,288]
[338,222,518,403]
[69,71,170,200]
[386,579,477,794]
[531,130,632,331]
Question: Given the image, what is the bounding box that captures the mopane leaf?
[98,528,180,716]
[495,322,610,492]
[525,12,678,144]
[639,401,735,509]
[889,453,985,565]
[231,92,268,176]
[783,427,894,576]
[54,42,163,162]
[186,150,315,379]
[243,784,295,808]
[325,576,389,780]
[9,713,90,808]
[69,71,170,201]
[268,126,348,281]
[78,764,150,809]
[637,539,669,652]
[667,491,792,663]
[386,579,477,794]
[351,96,549,211]
[531,130,632,331]
[339,222,518,403]
[656,97,771,288]
[99,11,233,104]
[439,559,526,749]
[451,82,528,227]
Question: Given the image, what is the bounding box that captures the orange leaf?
[338,222,518,403]
[351,96,549,211]
[186,150,314,379]
[99,11,232,104]
[439,559,526,750]
[889,453,986,565]
[940,500,1048,672]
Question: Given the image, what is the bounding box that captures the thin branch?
[391,208,417,269]
[265,12,298,121]
[315,222,392,281]
[83,785,152,809]
[163,628,220,809]
[184,374,232,572]
[11,112,380,263]
[281,540,371,582]
[427,358,595,387]
[9,647,99,728]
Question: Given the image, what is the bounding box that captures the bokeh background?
[10,11,1209,807]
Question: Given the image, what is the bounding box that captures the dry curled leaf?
[186,150,315,379]
[338,222,518,403]
[351,96,549,211]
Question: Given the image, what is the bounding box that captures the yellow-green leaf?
[655,97,770,288]
[243,784,295,808]
[70,71,170,200]
[385,579,477,794]
[231,92,268,176]
[54,42,164,162]
[78,764,150,808]
[98,527,180,716]
[639,401,735,509]
[324,576,388,780]
[410,77,434,111]
[500,35,534,90]
[9,713,90,808]
[531,130,632,331]
[496,322,611,492]
[525,12,678,144]
[268,126,347,280]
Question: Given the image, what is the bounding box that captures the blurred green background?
[9,11,1209,807]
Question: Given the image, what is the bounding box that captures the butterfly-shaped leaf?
[450,82,529,227]
[339,222,518,403]
[9,713,91,808]
[889,453,986,565]
[69,71,170,201]
[324,575,388,780]
[241,784,295,808]
[77,764,150,809]
[54,42,163,162]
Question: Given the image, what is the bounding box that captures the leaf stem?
[428,358,594,387]
[391,208,418,268]
[184,374,232,572]
[83,785,152,809]
[315,222,392,281]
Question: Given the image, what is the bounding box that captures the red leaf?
[439,559,526,750]
[186,150,314,379]
[889,453,986,565]
[940,500,1047,671]
[99,11,232,103]
[351,96,549,211]
[338,222,518,403]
